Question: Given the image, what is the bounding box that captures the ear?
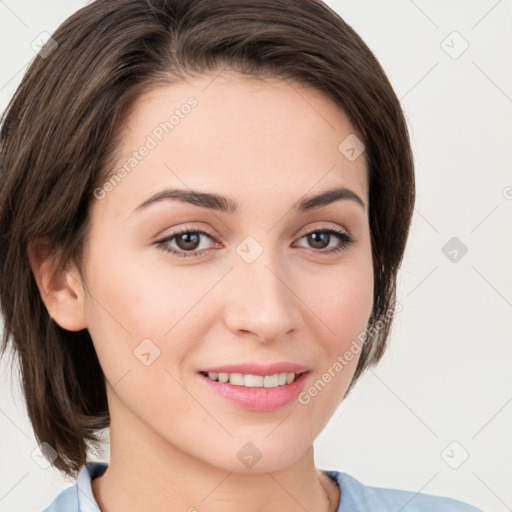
[28,237,88,331]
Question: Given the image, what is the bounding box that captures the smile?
[198,366,310,411]
[200,371,302,388]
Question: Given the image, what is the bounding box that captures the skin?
[30,70,373,512]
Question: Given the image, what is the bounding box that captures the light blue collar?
[75,462,107,511]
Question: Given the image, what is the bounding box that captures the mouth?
[199,370,306,388]
[197,364,310,411]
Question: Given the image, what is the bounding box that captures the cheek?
[84,238,203,334]
[307,262,373,349]
[82,243,220,380]
[296,263,373,411]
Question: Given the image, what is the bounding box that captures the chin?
[208,435,314,475]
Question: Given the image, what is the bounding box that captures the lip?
[198,365,310,412]
[199,362,310,376]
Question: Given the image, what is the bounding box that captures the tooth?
[244,374,264,387]
[229,373,245,386]
[263,374,279,388]
[209,371,299,387]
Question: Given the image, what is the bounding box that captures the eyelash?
[154,226,354,258]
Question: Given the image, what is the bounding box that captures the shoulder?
[40,462,107,512]
[328,471,486,512]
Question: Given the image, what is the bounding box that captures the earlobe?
[28,237,88,331]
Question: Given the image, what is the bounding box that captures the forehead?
[96,71,368,220]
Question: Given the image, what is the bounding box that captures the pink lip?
[199,362,310,376]
[198,365,310,412]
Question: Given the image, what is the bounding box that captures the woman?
[0,0,485,510]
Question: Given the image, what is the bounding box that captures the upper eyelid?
[157,227,219,244]
[158,223,351,241]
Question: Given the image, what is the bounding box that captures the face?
[78,71,373,473]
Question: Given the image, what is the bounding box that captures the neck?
[91,397,340,512]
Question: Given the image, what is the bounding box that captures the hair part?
[0,0,414,478]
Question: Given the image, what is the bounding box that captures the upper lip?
[199,362,310,376]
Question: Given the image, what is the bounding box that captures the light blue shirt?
[41,462,485,511]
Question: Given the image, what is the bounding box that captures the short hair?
[0,0,415,478]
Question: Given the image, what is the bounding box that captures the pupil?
[309,232,329,249]
[178,232,199,250]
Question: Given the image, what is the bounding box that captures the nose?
[223,251,302,343]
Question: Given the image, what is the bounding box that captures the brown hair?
[0,0,414,478]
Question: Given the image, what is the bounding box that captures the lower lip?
[198,372,309,411]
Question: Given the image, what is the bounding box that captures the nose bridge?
[223,240,300,342]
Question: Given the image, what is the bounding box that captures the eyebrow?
[133,186,366,215]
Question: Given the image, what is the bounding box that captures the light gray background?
[1,1,511,511]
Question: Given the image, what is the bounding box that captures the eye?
[295,227,354,254]
[154,226,354,258]
[155,229,218,258]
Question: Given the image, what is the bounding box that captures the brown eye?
[296,228,354,254]
[156,229,217,257]
[175,232,201,251]
[306,232,331,249]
